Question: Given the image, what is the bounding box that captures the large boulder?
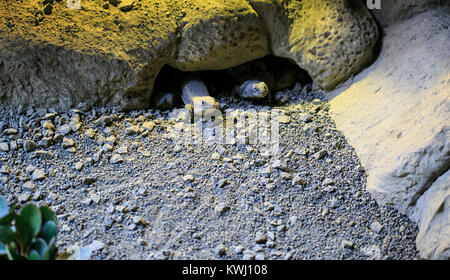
[170,0,270,71]
[0,0,378,109]
[329,8,449,259]
[250,0,379,90]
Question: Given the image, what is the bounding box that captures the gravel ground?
[0,84,420,260]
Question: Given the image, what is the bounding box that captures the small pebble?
[125,125,140,136]
[341,239,354,250]
[62,137,75,149]
[90,193,101,204]
[183,174,195,182]
[142,121,155,132]
[370,221,384,234]
[117,145,128,154]
[74,161,84,171]
[234,246,244,254]
[255,232,267,244]
[322,178,334,185]
[0,143,9,152]
[23,140,37,152]
[255,253,265,260]
[31,169,46,181]
[214,203,230,216]
[22,181,35,191]
[211,152,221,160]
[58,124,72,135]
[216,245,227,257]
[82,177,96,185]
[110,154,124,164]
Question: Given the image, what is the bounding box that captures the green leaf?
[9,200,17,212]
[39,206,57,225]
[39,220,57,244]
[32,237,48,259]
[0,197,7,219]
[47,236,57,260]
[0,200,17,226]
[43,236,57,260]
[15,204,42,251]
[0,212,16,226]
[6,243,21,260]
[0,225,14,244]
[28,250,41,260]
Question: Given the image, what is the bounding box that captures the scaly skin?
[180,74,220,120]
[227,56,301,100]
[236,79,270,100]
[180,74,211,106]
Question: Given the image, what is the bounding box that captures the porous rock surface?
[250,0,378,90]
[0,0,378,109]
[329,8,450,259]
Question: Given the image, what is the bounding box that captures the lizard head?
[240,80,270,99]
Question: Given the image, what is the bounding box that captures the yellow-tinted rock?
[249,0,379,90]
[171,0,270,71]
[0,0,378,108]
